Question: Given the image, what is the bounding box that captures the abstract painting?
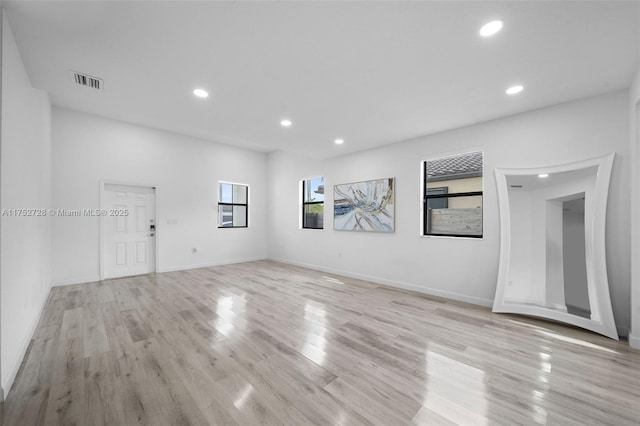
[334,178,394,232]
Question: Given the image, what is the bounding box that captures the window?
[218,182,248,228]
[423,151,483,237]
[302,177,324,229]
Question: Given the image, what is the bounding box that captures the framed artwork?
[333,177,395,232]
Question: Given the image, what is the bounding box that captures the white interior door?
[103,184,156,279]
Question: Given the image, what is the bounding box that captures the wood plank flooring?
[2,260,639,425]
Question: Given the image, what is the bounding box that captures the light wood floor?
[2,260,639,425]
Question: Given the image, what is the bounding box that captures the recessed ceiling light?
[334,139,344,145]
[280,119,292,127]
[193,88,209,98]
[506,85,524,95]
[538,173,549,178]
[479,20,503,37]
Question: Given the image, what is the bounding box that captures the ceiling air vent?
[69,71,103,90]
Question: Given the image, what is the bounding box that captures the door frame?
[99,180,159,280]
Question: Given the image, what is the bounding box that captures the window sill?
[421,234,484,240]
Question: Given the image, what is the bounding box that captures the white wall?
[268,91,631,333]
[51,108,268,285]
[1,12,52,397]
[504,191,536,303]
[504,179,591,310]
[563,208,589,313]
[1,2,4,402]
[544,199,565,309]
[630,64,640,348]
[535,175,594,311]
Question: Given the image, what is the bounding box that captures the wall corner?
[629,330,640,350]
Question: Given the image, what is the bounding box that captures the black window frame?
[423,152,483,238]
[426,187,449,209]
[218,182,248,229]
[302,177,324,230]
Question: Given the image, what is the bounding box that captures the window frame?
[422,151,484,239]
[301,176,324,230]
[217,181,249,229]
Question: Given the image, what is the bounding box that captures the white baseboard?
[549,303,569,313]
[51,257,268,286]
[269,257,493,308]
[157,256,267,273]
[629,330,640,350]
[2,287,50,400]
[51,274,101,287]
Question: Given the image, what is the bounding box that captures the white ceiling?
[4,1,639,159]
[506,166,596,192]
